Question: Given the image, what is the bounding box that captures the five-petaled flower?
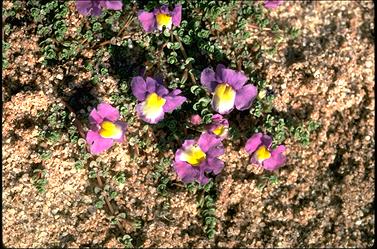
[138,4,182,32]
[131,76,186,124]
[86,103,127,155]
[200,64,258,114]
[174,133,225,185]
[245,133,286,171]
[207,114,229,140]
[76,0,123,16]
[264,0,284,9]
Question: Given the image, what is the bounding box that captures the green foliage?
[186,181,200,194]
[132,219,143,230]
[187,181,219,239]
[265,114,287,146]
[291,120,321,146]
[257,174,280,191]
[2,42,10,69]
[31,169,48,193]
[9,1,307,243]
[197,180,217,239]
[95,197,105,209]
[114,172,127,185]
[118,234,134,248]
[288,27,301,39]
[37,102,80,145]
[74,160,84,170]
[250,91,275,118]
[88,170,97,179]
[37,148,52,160]
[228,125,241,141]
[152,158,172,196]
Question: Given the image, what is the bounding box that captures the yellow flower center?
[213,83,236,113]
[215,83,235,101]
[156,13,172,30]
[99,121,122,139]
[181,145,206,166]
[143,92,166,116]
[212,125,225,136]
[255,145,271,162]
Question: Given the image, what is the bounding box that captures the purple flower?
[245,133,286,171]
[137,4,182,32]
[264,0,284,9]
[207,114,229,140]
[131,76,186,124]
[76,0,123,16]
[174,132,225,185]
[86,103,127,155]
[190,114,202,126]
[200,64,258,114]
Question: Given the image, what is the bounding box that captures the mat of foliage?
[2,0,374,248]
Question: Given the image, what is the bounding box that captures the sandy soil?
[2,1,374,248]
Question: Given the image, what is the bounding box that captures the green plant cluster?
[31,169,48,193]
[2,0,323,244]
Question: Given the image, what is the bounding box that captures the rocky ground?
[2,1,374,248]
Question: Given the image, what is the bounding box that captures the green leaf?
[95,199,105,209]
[110,191,118,199]
[190,85,202,95]
[185,57,195,65]
[163,28,171,37]
[94,187,101,194]
[118,212,127,219]
[193,97,211,111]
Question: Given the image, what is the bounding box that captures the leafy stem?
[173,33,196,85]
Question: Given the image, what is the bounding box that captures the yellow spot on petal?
[156,13,172,30]
[181,145,206,166]
[213,83,236,113]
[99,121,122,139]
[255,145,271,162]
[142,93,166,120]
[212,125,224,136]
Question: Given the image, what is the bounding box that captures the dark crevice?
[2,77,40,102]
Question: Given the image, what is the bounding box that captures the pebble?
[51,209,59,215]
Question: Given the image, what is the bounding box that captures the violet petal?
[206,145,225,158]
[198,132,222,153]
[163,95,186,113]
[145,77,158,93]
[86,130,114,155]
[89,107,104,125]
[138,10,156,32]
[180,140,196,152]
[265,0,284,9]
[171,4,182,26]
[234,84,258,111]
[131,76,148,101]
[99,0,123,10]
[261,134,273,149]
[262,145,286,171]
[215,64,226,82]
[200,67,218,92]
[206,157,224,175]
[174,160,200,183]
[76,0,93,15]
[97,103,120,122]
[155,84,169,97]
[245,133,263,154]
